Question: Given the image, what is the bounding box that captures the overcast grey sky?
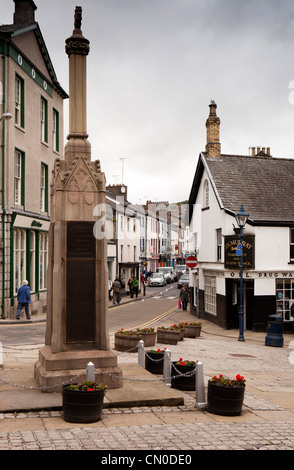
[2,0,294,204]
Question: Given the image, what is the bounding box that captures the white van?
[156,266,175,283]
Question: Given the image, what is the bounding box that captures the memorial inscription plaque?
[66,222,96,342]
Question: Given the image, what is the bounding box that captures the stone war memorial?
[34,7,122,391]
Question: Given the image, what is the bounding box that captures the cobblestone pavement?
[0,409,294,451]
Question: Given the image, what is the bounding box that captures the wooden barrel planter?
[114,332,142,352]
[157,328,181,345]
[145,351,164,374]
[140,331,156,347]
[171,362,197,391]
[62,385,105,423]
[184,324,202,338]
[207,381,245,416]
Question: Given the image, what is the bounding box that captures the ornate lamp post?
[235,204,249,341]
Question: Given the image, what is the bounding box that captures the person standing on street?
[131,277,139,298]
[179,284,189,311]
[16,280,31,320]
[112,276,121,304]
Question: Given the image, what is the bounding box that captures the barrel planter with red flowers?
[207,374,246,416]
[62,382,107,423]
[145,349,165,374]
[157,326,181,345]
[171,359,198,391]
[136,328,156,347]
[183,322,202,338]
[114,329,142,352]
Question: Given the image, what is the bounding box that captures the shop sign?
[224,235,255,270]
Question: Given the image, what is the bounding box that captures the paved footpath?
[0,297,294,453]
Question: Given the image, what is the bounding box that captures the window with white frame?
[14,229,26,295]
[203,179,209,208]
[276,279,294,322]
[29,231,35,293]
[14,149,23,206]
[204,275,216,315]
[216,228,222,261]
[41,97,48,143]
[290,228,294,262]
[52,109,59,152]
[40,164,48,212]
[39,232,48,290]
[15,75,24,128]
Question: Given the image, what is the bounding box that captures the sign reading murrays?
[224,235,255,270]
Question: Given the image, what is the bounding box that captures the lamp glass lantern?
[235,204,249,228]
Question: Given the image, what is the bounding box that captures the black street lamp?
[235,204,249,342]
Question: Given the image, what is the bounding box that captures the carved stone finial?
[65,5,90,56]
[74,6,82,31]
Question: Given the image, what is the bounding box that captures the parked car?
[174,265,186,281]
[156,267,175,283]
[177,273,190,289]
[149,272,167,287]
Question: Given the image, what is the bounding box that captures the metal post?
[163,348,171,385]
[138,340,145,367]
[195,361,207,410]
[86,361,95,382]
[238,225,245,341]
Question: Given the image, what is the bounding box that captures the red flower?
[180,361,185,366]
[87,388,94,391]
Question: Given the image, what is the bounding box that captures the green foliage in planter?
[158,324,182,331]
[66,381,108,391]
[136,327,155,333]
[176,358,198,367]
[116,329,141,336]
[147,348,167,354]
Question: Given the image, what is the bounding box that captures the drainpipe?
[1,41,7,318]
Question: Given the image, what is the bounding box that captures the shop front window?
[276,279,294,322]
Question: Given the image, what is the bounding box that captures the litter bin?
[265,314,284,347]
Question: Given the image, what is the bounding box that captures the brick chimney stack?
[205,100,221,158]
[13,0,37,24]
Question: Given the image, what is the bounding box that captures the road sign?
[236,244,242,256]
[186,255,198,268]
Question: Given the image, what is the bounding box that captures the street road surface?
[0,284,180,345]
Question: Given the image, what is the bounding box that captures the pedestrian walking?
[127,277,133,298]
[112,276,121,304]
[141,272,146,296]
[16,280,31,320]
[131,277,139,298]
[108,279,112,301]
[179,284,189,311]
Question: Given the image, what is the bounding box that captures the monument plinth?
[35,7,122,391]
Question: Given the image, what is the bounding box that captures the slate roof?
[189,152,294,225]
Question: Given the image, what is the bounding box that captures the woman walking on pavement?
[179,284,189,311]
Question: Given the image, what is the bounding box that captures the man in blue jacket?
[16,280,31,320]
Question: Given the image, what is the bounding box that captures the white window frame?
[39,232,48,290]
[41,97,48,143]
[14,150,22,205]
[14,229,26,295]
[204,275,217,316]
[29,231,36,293]
[276,279,294,322]
[40,164,46,212]
[290,228,294,262]
[52,109,59,151]
[15,76,22,127]
[216,228,222,261]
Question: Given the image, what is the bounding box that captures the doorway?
[226,279,254,330]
